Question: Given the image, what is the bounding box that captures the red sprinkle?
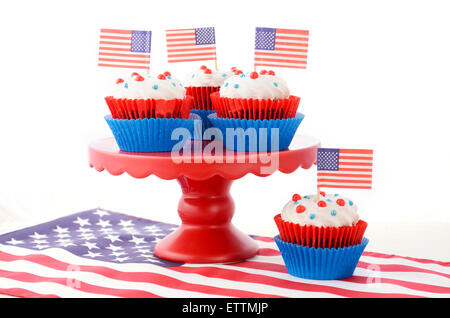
[296,205,306,213]
[268,70,275,75]
[204,68,212,74]
[163,71,171,76]
[116,78,124,84]
[157,74,166,80]
[235,70,243,75]
[131,72,140,77]
[260,70,268,75]
[134,75,145,81]
[336,199,345,206]
[200,65,207,70]
[292,194,301,202]
[317,201,327,207]
[320,191,326,197]
[249,72,259,79]
[231,67,237,71]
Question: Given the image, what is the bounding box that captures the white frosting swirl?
[281,193,359,227]
[183,68,232,87]
[219,73,290,99]
[113,74,186,100]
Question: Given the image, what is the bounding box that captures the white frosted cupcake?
[274,192,368,248]
[183,65,233,110]
[211,70,300,119]
[105,72,193,119]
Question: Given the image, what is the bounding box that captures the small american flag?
[98,29,151,71]
[0,209,449,298]
[317,148,374,189]
[166,27,216,63]
[254,27,309,69]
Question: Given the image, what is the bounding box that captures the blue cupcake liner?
[190,109,216,131]
[105,115,196,153]
[207,113,304,152]
[275,235,369,280]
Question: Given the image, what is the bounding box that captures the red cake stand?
[89,135,320,263]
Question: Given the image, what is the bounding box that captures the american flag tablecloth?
[0,209,448,298]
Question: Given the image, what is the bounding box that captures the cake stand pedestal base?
[154,175,258,263]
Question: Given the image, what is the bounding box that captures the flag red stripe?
[0,287,59,298]
[99,52,150,59]
[98,64,149,70]
[357,261,450,280]
[230,261,450,294]
[168,57,216,63]
[99,46,131,52]
[275,35,309,42]
[255,51,307,59]
[0,251,282,298]
[318,184,372,189]
[100,29,132,35]
[167,47,216,53]
[338,168,373,172]
[168,51,217,58]
[339,156,373,160]
[100,35,132,40]
[363,251,450,267]
[99,41,130,46]
[170,266,422,298]
[166,28,194,32]
[254,57,307,64]
[338,162,373,166]
[254,63,306,69]
[340,149,373,154]
[277,28,309,36]
[166,32,195,37]
[166,42,197,47]
[318,173,372,178]
[273,47,308,53]
[0,269,161,298]
[318,179,372,184]
[275,41,308,47]
[98,58,149,64]
[166,37,196,42]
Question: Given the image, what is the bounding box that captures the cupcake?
[183,65,233,111]
[105,72,193,120]
[274,192,369,280]
[104,72,196,153]
[210,70,300,120]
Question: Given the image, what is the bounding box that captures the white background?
[0,0,449,260]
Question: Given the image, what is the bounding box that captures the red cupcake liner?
[210,92,300,120]
[105,95,193,119]
[185,86,220,111]
[274,213,368,249]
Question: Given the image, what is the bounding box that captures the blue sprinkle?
[124,83,128,89]
[293,201,299,205]
[349,200,354,206]
[179,83,183,87]
[326,199,332,202]
[172,82,176,87]
[239,74,245,78]
[234,84,239,88]
[222,73,227,77]
[331,210,337,216]
[191,74,195,78]
[273,82,278,87]
[304,195,310,199]
[152,84,158,90]
[224,83,229,87]
[167,76,172,79]
[334,194,339,197]
[309,214,315,220]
